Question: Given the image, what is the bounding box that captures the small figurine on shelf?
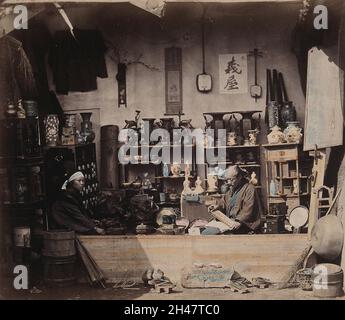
[227,132,238,146]
[163,163,169,177]
[249,172,258,186]
[5,100,17,118]
[184,161,191,177]
[207,174,218,192]
[17,99,26,119]
[269,179,278,195]
[171,163,181,177]
[194,176,204,194]
[142,172,152,190]
[182,176,192,195]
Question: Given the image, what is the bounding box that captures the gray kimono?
[220,180,261,231]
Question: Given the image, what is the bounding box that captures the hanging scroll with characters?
[219,54,248,94]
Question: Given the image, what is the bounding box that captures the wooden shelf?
[262,143,301,148]
[2,200,46,209]
[205,145,260,149]
[156,176,195,179]
[275,176,309,179]
[130,144,195,148]
[268,193,310,198]
[207,162,260,167]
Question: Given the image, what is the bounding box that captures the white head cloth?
[61,171,85,190]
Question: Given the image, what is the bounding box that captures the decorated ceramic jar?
[284,121,303,144]
[248,129,258,145]
[267,125,285,144]
[44,114,59,146]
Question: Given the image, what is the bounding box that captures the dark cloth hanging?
[49,29,108,94]
[50,189,96,234]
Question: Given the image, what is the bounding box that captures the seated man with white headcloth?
[51,171,105,235]
[210,165,261,234]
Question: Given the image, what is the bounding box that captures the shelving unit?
[204,144,262,190]
[0,117,47,269]
[119,143,197,208]
[263,143,313,216]
[44,143,99,211]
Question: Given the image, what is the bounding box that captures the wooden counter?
[79,234,309,283]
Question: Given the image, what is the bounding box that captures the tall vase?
[80,112,95,143]
[267,101,280,129]
[281,101,297,129]
[44,114,59,146]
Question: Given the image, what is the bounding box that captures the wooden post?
[100,125,119,190]
[308,148,326,239]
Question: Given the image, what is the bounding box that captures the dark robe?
[220,179,261,232]
[51,190,96,234]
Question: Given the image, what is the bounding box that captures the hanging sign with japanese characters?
[219,54,248,94]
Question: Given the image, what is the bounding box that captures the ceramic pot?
[248,129,258,145]
[267,125,285,144]
[80,112,95,143]
[64,113,77,129]
[159,118,174,132]
[44,114,59,146]
[284,121,302,144]
[23,100,38,117]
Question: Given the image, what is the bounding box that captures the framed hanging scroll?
[165,47,183,115]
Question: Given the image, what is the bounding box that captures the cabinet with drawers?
[44,143,99,211]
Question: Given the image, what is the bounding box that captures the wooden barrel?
[313,264,344,298]
[43,256,76,287]
[42,230,76,257]
[100,125,120,190]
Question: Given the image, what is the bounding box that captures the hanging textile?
[49,29,108,94]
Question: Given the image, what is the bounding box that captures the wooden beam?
[3,0,303,5]
[307,149,327,239]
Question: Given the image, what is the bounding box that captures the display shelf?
[275,176,309,179]
[205,144,260,149]
[156,175,195,179]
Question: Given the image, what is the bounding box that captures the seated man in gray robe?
[209,165,261,234]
